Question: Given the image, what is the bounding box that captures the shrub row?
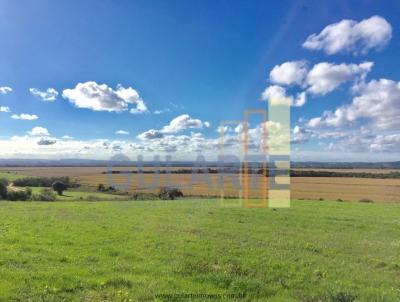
[0,186,56,202]
[13,176,79,188]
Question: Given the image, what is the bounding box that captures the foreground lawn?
[0,200,399,301]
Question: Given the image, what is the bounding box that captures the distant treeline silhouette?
[290,170,400,179]
[103,169,400,179]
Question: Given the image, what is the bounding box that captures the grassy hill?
[0,199,399,301]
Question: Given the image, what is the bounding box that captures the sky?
[0,0,399,161]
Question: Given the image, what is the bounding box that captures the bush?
[158,187,183,200]
[32,188,56,201]
[0,179,8,199]
[107,186,116,192]
[359,198,373,203]
[52,181,68,195]
[6,189,31,201]
[0,178,9,186]
[25,187,32,199]
[97,184,116,193]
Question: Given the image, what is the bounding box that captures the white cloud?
[303,15,392,55]
[269,61,308,86]
[129,99,148,114]
[0,106,10,112]
[37,138,56,146]
[317,131,400,154]
[28,126,49,136]
[0,126,397,160]
[62,135,73,140]
[161,114,207,133]
[29,88,59,101]
[116,130,130,135]
[62,81,148,113]
[234,123,244,134]
[264,61,373,103]
[369,134,400,152]
[137,129,164,140]
[307,78,400,130]
[292,126,312,144]
[0,87,12,95]
[261,85,306,107]
[11,113,39,120]
[346,79,400,129]
[306,62,373,95]
[308,117,322,128]
[154,108,171,114]
[216,125,232,134]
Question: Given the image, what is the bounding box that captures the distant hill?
[0,158,399,169]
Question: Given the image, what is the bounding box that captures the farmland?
[1,166,399,202]
[0,199,400,301]
[0,166,399,301]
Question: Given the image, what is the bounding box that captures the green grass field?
[0,199,399,301]
[0,171,26,181]
[28,187,129,201]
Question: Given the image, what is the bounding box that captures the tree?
[52,181,67,196]
[0,181,7,199]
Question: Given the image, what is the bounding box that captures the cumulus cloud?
[11,113,39,120]
[261,85,306,107]
[369,134,400,152]
[0,87,12,95]
[318,131,400,154]
[116,130,130,135]
[30,88,59,101]
[307,79,400,130]
[308,117,323,128]
[28,126,49,136]
[0,106,10,112]
[346,79,400,129]
[161,114,208,133]
[137,129,164,140]
[62,81,148,113]
[269,61,308,86]
[292,126,312,144]
[265,61,373,99]
[129,99,148,114]
[216,125,232,134]
[37,138,56,145]
[306,62,373,95]
[303,15,392,55]
[234,123,244,134]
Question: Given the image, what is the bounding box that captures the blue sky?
[0,0,399,161]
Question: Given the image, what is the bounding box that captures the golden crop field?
[1,166,399,202]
